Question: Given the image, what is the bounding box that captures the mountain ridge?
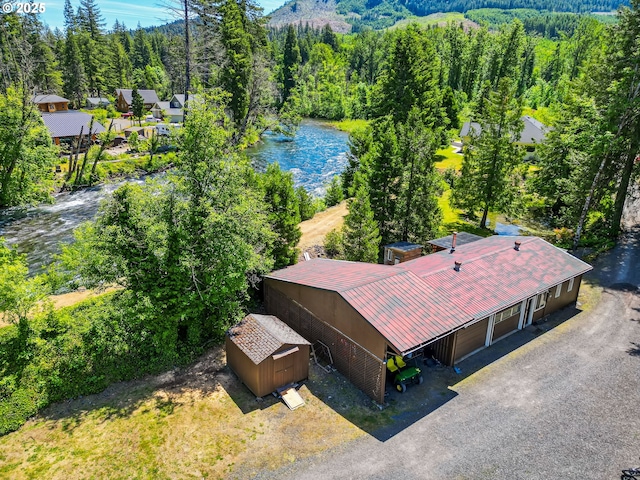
[268,0,628,31]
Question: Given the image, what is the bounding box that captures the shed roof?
[32,94,69,104]
[87,97,110,105]
[267,236,591,355]
[116,88,160,105]
[385,241,423,252]
[460,116,548,145]
[427,232,484,249]
[227,314,310,365]
[41,111,106,138]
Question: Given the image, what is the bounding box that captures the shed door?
[274,355,295,388]
[454,318,489,363]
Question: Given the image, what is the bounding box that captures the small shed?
[226,314,311,397]
[427,232,484,253]
[383,241,423,265]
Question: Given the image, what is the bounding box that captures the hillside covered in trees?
[269,0,628,31]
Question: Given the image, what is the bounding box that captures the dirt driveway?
[258,231,640,480]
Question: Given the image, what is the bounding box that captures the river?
[0,120,349,273]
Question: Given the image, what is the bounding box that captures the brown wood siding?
[226,336,260,396]
[265,282,386,404]
[429,333,455,366]
[226,337,309,398]
[532,275,583,322]
[265,279,387,359]
[454,317,489,362]
[492,314,520,341]
[117,93,129,112]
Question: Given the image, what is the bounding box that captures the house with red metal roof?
[264,236,592,403]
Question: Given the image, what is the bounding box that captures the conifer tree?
[219,0,253,126]
[131,87,144,125]
[62,31,87,108]
[342,179,380,263]
[262,162,301,269]
[282,24,301,103]
[453,78,524,229]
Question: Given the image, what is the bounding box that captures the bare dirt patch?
[50,287,119,310]
[297,201,347,258]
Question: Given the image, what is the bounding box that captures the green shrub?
[324,176,344,207]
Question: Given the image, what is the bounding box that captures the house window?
[555,284,562,298]
[534,292,547,311]
[568,278,574,292]
[495,304,522,324]
[386,249,393,262]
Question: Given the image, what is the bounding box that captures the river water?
[0,120,349,273]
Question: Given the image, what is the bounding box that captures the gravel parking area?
[257,231,640,480]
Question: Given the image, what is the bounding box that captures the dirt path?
[298,201,347,254]
[51,287,119,310]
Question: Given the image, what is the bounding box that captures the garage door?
[454,318,489,362]
[492,315,520,341]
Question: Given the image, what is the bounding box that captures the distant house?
[150,101,183,123]
[32,94,70,113]
[115,89,160,112]
[383,241,423,265]
[86,97,111,109]
[41,111,105,149]
[226,314,311,397]
[460,115,549,147]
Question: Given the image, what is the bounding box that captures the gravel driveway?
[257,230,640,480]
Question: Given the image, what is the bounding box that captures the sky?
[37,0,286,31]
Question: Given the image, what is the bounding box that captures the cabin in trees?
[226,314,311,397]
[41,111,106,149]
[150,94,201,123]
[115,89,160,112]
[460,115,549,148]
[151,101,183,123]
[32,94,105,150]
[265,236,591,404]
[32,94,70,113]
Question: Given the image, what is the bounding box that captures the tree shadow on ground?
[39,348,230,430]
[627,342,640,357]
[303,302,584,442]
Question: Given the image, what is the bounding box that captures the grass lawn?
[435,146,463,171]
[437,187,491,238]
[387,12,469,30]
[0,349,389,480]
[327,119,369,134]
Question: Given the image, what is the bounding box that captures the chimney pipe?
[450,232,458,253]
[514,241,521,251]
[454,260,462,272]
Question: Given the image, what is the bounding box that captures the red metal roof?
[400,236,592,319]
[266,236,592,354]
[341,271,473,353]
[267,258,398,291]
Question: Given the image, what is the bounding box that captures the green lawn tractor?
[386,355,423,393]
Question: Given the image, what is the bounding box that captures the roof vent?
[454,260,462,272]
[514,241,521,251]
[450,232,458,253]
